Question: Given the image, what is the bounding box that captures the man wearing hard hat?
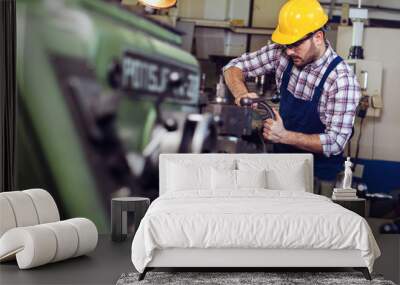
[224,0,361,181]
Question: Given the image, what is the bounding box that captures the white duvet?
[131,190,380,273]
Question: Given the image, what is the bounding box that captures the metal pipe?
[246,0,255,53]
[320,2,400,13]
[329,0,337,20]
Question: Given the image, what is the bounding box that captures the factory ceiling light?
[138,0,177,9]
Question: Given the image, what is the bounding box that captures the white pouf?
[0,189,98,269]
[24,188,60,223]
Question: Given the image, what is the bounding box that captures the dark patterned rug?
[116,271,396,285]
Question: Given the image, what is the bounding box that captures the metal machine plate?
[121,50,200,105]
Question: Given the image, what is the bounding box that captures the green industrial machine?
[16,0,201,232]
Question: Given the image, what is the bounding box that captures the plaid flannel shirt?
[223,43,361,157]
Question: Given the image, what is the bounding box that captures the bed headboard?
[159,153,314,195]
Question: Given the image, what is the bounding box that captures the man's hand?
[263,108,324,153]
[223,67,259,108]
[263,108,288,143]
[235,92,259,108]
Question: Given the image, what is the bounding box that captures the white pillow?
[166,159,236,193]
[237,159,307,192]
[167,162,211,191]
[211,168,236,190]
[236,169,267,189]
[211,169,267,191]
[265,162,307,191]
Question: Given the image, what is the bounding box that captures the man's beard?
[291,43,318,68]
[291,56,305,66]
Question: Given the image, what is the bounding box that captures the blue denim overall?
[274,56,344,181]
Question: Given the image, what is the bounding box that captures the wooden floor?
[0,235,134,285]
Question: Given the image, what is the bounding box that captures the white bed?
[131,154,380,280]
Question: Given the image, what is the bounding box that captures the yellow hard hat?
[272,0,328,45]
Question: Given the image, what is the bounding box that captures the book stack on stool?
[331,189,366,217]
[332,188,358,200]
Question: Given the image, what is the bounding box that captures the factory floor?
[367,218,400,284]
[1,221,399,285]
[0,235,133,285]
